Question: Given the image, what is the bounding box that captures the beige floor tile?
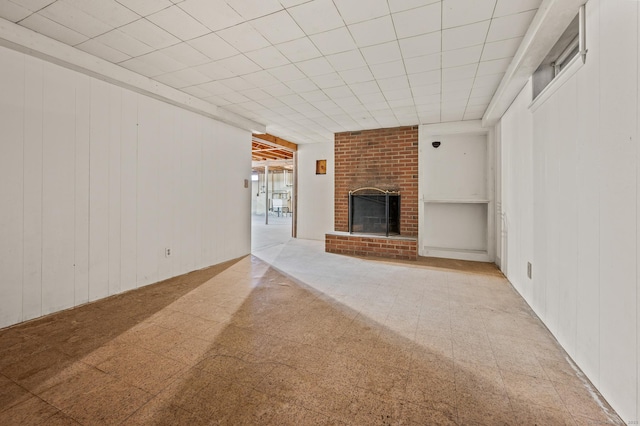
[0,237,626,425]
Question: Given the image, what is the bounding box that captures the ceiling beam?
[483,0,585,126]
[0,17,266,133]
[253,133,297,151]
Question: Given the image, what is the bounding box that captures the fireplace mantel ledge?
[326,231,417,241]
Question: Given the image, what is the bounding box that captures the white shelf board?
[423,199,489,204]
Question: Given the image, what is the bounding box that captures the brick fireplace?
[325,126,419,260]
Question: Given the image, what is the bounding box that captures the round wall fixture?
[432,141,441,148]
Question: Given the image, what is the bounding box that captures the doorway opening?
[251,134,297,252]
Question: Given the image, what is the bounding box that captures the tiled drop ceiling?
[0,0,542,144]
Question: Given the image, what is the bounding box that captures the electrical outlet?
[527,262,532,279]
[165,248,171,257]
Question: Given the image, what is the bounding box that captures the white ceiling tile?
[404,53,440,74]
[159,42,210,66]
[188,33,238,61]
[220,91,250,104]
[442,0,495,28]
[9,0,54,12]
[39,1,112,38]
[181,85,213,97]
[147,5,209,41]
[120,57,164,77]
[470,84,495,98]
[280,93,306,105]
[370,61,406,80]
[154,72,189,88]
[120,18,181,49]
[486,10,536,42]
[219,76,252,91]
[383,87,412,101]
[280,0,311,7]
[388,0,439,13]
[77,39,131,63]
[268,64,306,82]
[481,37,522,61]
[442,20,489,51]
[243,71,280,86]
[217,55,261,75]
[464,110,484,120]
[476,57,511,76]
[465,104,488,114]
[338,67,374,85]
[20,13,88,45]
[239,88,271,101]
[286,78,319,93]
[349,81,381,95]
[324,85,354,99]
[325,50,366,71]
[250,10,304,44]
[443,77,473,93]
[408,70,440,87]
[310,27,356,55]
[399,32,440,59]
[418,111,440,123]
[442,45,482,68]
[115,0,171,16]
[494,0,541,18]
[378,76,409,92]
[392,3,440,39]
[288,0,344,35]
[333,0,388,24]
[473,72,504,88]
[64,0,139,27]
[442,63,477,82]
[194,61,235,79]
[300,90,329,102]
[246,46,290,69]
[411,83,440,97]
[276,37,322,62]
[358,91,386,105]
[0,1,31,22]
[441,111,464,122]
[169,67,210,86]
[95,29,154,57]
[137,50,186,73]
[296,57,335,77]
[216,22,270,52]
[468,94,492,105]
[197,81,234,95]
[311,72,345,89]
[224,0,283,20]
[348,15,396,47]
[361,41,402,65]
[262,83,294,97]
[178,0,242,31]
[314,100,342,113]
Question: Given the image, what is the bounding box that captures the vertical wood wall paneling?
[108,86,122,296]
[598,0,638,417]
[41,64,76,314]
[120,90,138,292]
[89,79,110,301]
[22,55,43,321]
[0,48,24,327]
[74,74,91,306]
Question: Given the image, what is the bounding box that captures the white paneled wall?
[296,141,334,240]
[499,0,639,421]
[0,45,251,329]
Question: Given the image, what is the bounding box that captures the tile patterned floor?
[0,238,625,425]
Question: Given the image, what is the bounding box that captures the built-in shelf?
[423,199,489,204]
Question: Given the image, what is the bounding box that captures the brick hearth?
[326,125,419,260]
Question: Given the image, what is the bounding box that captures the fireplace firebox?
[349,188,400,237]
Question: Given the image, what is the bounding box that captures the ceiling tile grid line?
[0,0,543,143]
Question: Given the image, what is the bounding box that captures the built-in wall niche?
[418,121,494,262]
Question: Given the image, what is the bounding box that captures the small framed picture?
[316,159,327,175]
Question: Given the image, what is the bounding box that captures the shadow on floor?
[0,254,624,425]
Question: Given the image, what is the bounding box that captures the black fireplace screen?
[349,188,400,236]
